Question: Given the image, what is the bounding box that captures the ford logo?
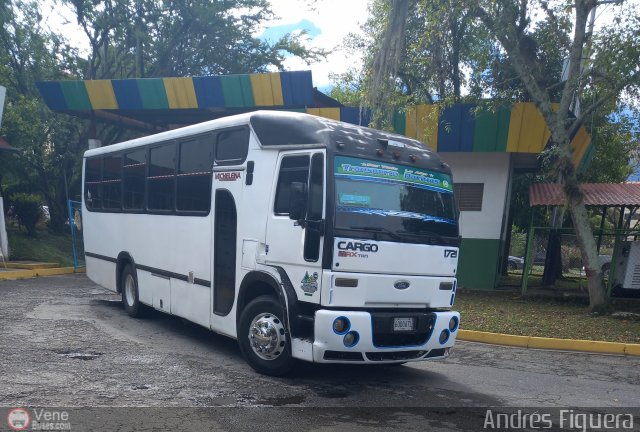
[394,280,410,290]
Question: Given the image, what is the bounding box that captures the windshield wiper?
[346,226,403,241]
[398,230,460,245]
[341,226,454,245]
[399,229,458,246]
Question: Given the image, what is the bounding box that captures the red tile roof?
[529,183,640,207]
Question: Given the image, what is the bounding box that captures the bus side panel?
[86,255,117,293]
[135,270,154,306]
[171,278,210,328]
[83,210,212,323]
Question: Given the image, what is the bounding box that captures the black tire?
[238,295,295,376]
[508,261,517,271]
[602,263,610,280]
[121,264,144,318]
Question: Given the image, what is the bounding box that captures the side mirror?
[289,182,307,222]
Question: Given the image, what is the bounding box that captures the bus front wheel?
[121,264,144,318]
[238,295,295,376]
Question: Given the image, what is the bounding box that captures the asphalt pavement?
[1,275,639,431]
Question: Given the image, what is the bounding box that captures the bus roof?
[84,111,448,174]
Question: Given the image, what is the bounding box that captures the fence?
[67,200,85,269]
[502,226,640,296]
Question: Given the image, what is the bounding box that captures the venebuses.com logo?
[7,408,30,431]
[6,408,71,431]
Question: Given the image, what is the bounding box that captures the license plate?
[393,317,415,331]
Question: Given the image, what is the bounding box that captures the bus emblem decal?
[394,280,410,290]
[337,241,379,253]
[301,271,319,296]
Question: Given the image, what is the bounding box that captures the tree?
[580,107,638,183]
[365,0,410,128]
[328,70,366,107]
[0,0,84,233]
[359,0,638,311]
[352,0,490,128]
[65,0,326,79]
[405,0,491,102]
[472,0,640,311]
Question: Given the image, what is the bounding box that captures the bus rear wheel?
[121,264,144,318]
[238,295,295,376]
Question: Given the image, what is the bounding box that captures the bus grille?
[371,312,436,348]
[323,351,364,361]
[365,350,426,361]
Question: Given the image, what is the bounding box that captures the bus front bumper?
[311,309,460,363]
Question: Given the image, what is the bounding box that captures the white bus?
[82,111,461,375]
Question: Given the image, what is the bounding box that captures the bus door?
[264,151,325,303]
[210,166,244,333]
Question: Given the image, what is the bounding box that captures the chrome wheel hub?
[248,313,286,361]
[124,274,136,307]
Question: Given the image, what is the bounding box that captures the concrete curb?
[457,329,640,356]
[0,267,85,280]
[3,262,60,270]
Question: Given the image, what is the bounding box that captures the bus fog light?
[439,329,450,344]
[343,331,359,347]
[449,316,459,332]
[333,317,350,334]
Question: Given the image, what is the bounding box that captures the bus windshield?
[333,156,458,243]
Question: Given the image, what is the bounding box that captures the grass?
[500,272,588,291]
[456,290,640,344]
[6,223,74,267]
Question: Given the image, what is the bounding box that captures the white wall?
[438,152,511,240]
[0,87,6,259]
[0,85,5,129]
[0,197,8,260]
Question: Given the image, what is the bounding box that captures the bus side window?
[123,149,146,210]
[274,155,310,215]
[85,157,102,210]
[177,136,213,212]
[304,153,324,261]
[215,127,249,165]
[147,143,176,211]
[102,155,122,210]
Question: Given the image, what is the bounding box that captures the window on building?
[177,136,213,212]
[123,149,146,210]
[215,127,249,165]
[454,183,484,211]
[147,143,176,211]
[274,155,310,214]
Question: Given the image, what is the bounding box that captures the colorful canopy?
[37,71,315,111]
[35,70,592,168]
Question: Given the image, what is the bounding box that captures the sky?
[42,0,371,91]
[257,0,370,90]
